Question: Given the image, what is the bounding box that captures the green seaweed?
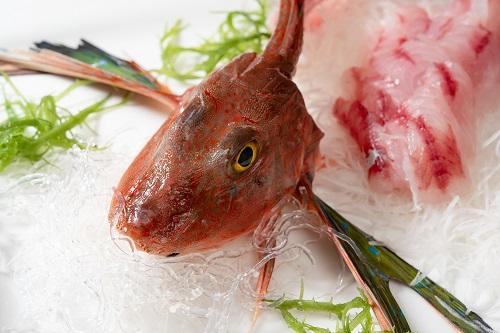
[0,74,127,172]
[156,0,270,82]
[267,285,389,333]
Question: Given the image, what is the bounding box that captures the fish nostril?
[167,252,179,257]
[130,207,156,226]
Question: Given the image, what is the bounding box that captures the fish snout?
[124,205,158,236]
[110,189,197,256]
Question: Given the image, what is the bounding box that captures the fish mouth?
[108,188,194,257]
[108,187,139,254]
[109,187,127,232]
[109,218,183,257]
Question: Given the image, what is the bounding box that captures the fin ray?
[0,40,179,112]
[315,195,494,333]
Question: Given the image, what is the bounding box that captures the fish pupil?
[238,146,254,167]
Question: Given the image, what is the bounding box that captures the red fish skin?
[332,0,500,202]
[109,0,324,256]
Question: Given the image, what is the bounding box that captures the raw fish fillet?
[296,0,500,203]
[332,0,500,202]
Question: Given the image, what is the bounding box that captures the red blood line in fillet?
[435,63,457,98]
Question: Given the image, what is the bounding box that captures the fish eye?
[233,141,258,172]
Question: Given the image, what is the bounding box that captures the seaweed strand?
[0,74,127,172]
[156,0,270,83]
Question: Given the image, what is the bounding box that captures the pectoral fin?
[0,40,179,111]
[314,195,494,333]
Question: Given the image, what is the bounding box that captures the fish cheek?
[254,174,266,187]
[232,170,274,228]
[206,175,262,237]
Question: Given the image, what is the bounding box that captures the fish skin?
[109,0,324,256]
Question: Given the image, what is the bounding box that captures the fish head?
[109,0,323,256]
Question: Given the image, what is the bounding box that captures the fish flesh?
[299,0,500,202]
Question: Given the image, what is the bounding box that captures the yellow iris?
[233,141,257,172]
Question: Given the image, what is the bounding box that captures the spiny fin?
[0,61,35,75]
[35,40,158,90]
[251,257,275,331]
[315,195,409,332]
[261,0,304,78]
[315,195,494,333]
[0,40,179,112]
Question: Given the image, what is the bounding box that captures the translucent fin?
[0,40,179,111]
[0,61,35,75]
[35,40,159,89]
[315,195,494,333]
[251,257,275,330]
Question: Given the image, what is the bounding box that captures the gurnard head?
[109,0,323,256]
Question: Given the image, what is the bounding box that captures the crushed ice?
[0,146,348,333]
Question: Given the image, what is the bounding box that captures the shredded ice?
[0,146,347,332]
